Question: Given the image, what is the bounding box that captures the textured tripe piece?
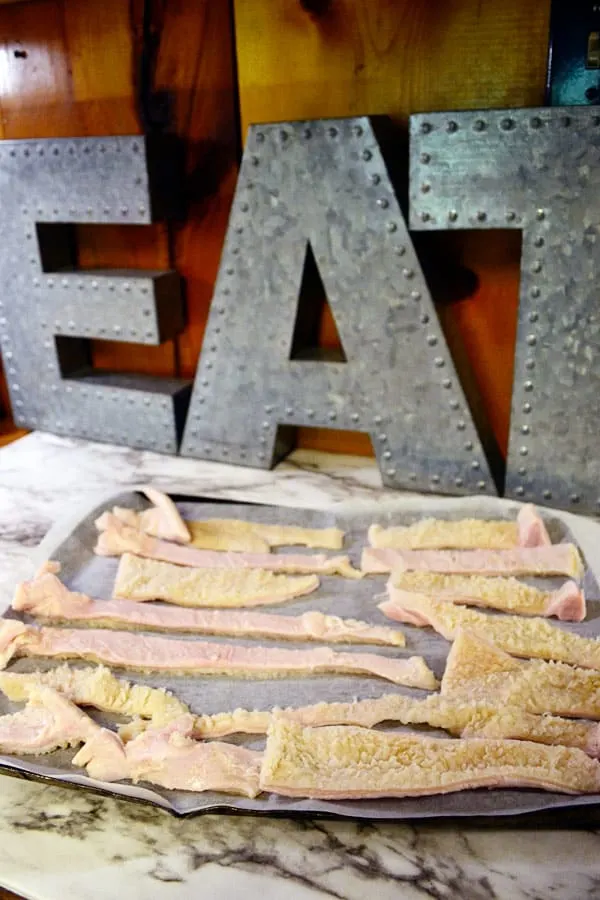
[369,519,517,550]
[113,553,320,607]
[0,620,29,668]
[186,520,270,552]
[95,487,191,545]
[361,544,583,579]
[14,570,405,647]
[100,510,344,553]
[139,487,191,544]
[0,685,103,756]
[192,691,600,757]
[194,708,273,739]
[368,504,550,551]
[0,621,436,687]
[379,590,600,669]
[186,519,344,552]
[259,719,600,798]
[96,518,361,578]
[461,706,600,756]
[0,664,189,731]
[73,715,262,797]
[389,571,585,621]
[441,630,600,722]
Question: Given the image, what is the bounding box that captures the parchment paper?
[1,490,600,820]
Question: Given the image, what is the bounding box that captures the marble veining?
[2,776,600,900]
[0,431,599,900]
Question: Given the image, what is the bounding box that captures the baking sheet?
[1,490,600,820]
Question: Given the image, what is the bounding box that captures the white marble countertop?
[0,431,599,900]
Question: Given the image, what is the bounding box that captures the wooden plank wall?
[0,0,551,458]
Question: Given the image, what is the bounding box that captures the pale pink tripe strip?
[13,571,404,646]
[96,517,361,577]
[361,544,583,579]
[0,621,436,688]
[73,714,262,797]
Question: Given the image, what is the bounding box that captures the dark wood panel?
[0,889,24,900]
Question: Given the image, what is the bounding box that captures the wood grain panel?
[235,0,550,132]
[0,0,73,138]
[234,0,550,457]
[64,0,138,134]
[0,889,23,900]
[151,0,239,378]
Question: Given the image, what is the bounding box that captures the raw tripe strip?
[380,589,600,670]
[96,487,191,545]
[0,620,29,668]
[96,498,344,552]
[460,705,600,756]
[99,512,343,553]
[186,519,344,552]
[0,664,189,730]
[259,719,600,799]
[0,684,259,797]
[0,685,104,756]
[193,692,600,757]
[0,621,436,687]
[441,630,600,720]
[194,708,273,739]
[73,714,262,797]
[114,553,319,608]
[96,517,361,578]
[138,486,191,544]
[185,520,272,553]
[368,504,550,550]
[14,570,405,647]
[361,543,583,579]
[390,571,585,621]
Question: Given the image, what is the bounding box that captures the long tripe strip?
[0,621,436,687]
[73,715,262,797]
[441,630,600,720]
[96,496,344,552]
[14,571,405,647]
[0,685,106,756]
[362,543,583,579]
[259,719,600,799]
[96,517,361,578]
[193,692,600,757]
[186,519,344,552]
[0,664,189,729]
[369,504,550,551]
[114,553,320,608]
[380,589,600,670]
[390,571,585,621]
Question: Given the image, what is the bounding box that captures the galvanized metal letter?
[410,107,600,512]
[0,136,189,453]
[181,118,495,496]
